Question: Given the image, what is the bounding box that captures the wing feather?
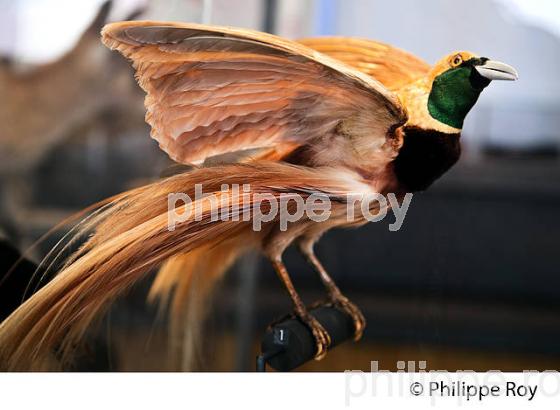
[298,37,430,91]
[102,21,407,166]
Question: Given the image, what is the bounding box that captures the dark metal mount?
[257,304,355,371]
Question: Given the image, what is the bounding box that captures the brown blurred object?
[0,1,147,242]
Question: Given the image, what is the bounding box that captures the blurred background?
[1,0,560,371]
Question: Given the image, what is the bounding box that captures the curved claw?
[301,314,331,360]
[332,295,366,342]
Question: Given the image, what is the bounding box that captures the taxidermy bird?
[0,21,517,370]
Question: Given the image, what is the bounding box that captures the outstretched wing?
[298,37,430,91]
[102,21,407,166]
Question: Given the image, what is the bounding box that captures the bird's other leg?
[269,257,331,360]
[298,239,366,341]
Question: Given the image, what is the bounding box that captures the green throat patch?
[427,64,490,129]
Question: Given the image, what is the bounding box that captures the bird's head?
[425,51,518,130]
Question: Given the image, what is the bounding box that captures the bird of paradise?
[0,21,517,370]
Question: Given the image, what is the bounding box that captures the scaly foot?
[329,293,366,341]
[298,312,331,360]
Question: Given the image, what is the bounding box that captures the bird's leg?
[299,242,366,341]
[270,258,331,360]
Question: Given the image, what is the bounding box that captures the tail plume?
[0,162,356,370]
[148,244,240,370]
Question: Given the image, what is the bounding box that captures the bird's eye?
[451,55,463,67]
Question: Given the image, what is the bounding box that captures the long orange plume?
[0,162,357,370]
